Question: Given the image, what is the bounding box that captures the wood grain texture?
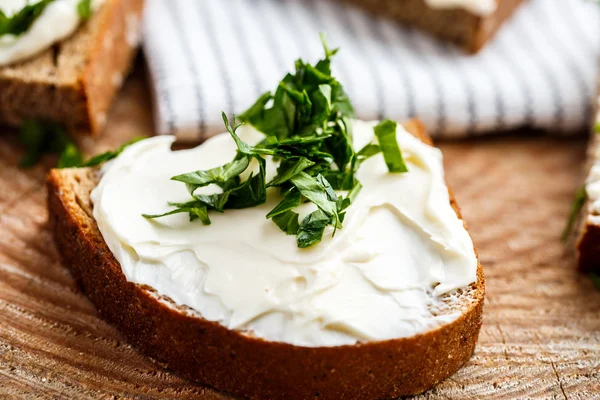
[0,67,599,399]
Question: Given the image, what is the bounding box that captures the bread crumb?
[126,14,141,47]
[112,72,123,87]
[96,112,107,128]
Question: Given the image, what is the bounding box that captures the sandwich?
[568,101,600,276]
[47,38,485,398]
[0,0,144,134]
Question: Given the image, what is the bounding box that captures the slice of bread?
[341,0,523,53]
[0,0,144,135]
[46,120,485,399]
[575,124,600,274]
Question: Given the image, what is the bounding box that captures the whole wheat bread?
[340,0,523,53]
[0,0,144,134]
[575,117,600,273]
[47,120,485,399]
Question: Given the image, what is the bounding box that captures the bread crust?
[577,222,600,273]
[340,0,523,53]
[576,132,600,274]
[47,121,485,399]
[0,0,144,134]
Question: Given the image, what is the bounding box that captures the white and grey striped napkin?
[143,0,600,141]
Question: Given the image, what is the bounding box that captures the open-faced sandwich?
[341,0,523,52]
[568,99,600,279]
[47,39,484,399]
[0,0,144,134]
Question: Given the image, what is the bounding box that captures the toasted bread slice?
[47,120,485,399]
[0,0,144,134]
[341,0,523,53]
[575,125,600,274]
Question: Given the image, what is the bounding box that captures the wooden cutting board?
[1,66,599,399]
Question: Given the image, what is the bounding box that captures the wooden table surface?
[0,68,599,399]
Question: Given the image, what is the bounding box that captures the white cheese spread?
[586,107,600,223]
[91,121,478,347]
[425,0,497,16]
[0,0,104,67]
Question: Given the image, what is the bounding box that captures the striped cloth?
[143,0,600,141]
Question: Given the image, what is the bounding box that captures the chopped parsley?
[18,119,141,169]
[144,35,408,248]
[18,120,70,167]
[0,0,93,37]
[0,0,54,37]
[76,0,93,19]
[75,137,145,167]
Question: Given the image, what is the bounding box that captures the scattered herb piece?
[18,120,69,167]
[272,210,300,236]
[561,185,588,243]
[77,0,93,19]
[144,200,211,224]
[296,210,331,248]
[0,0,93,37]
[77,137,145,168]
[144,36,408,248]
[591,273,600,290]
[595,121,600,134]
[57,142,83,168]
[17,119,143,169]
[0,0,55,37]
[374,119,408,173]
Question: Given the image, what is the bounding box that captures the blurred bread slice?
[575,100,600,273]
[0,0,144,135]
[341,0,523,53]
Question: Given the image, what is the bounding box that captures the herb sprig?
[144,36,408,248]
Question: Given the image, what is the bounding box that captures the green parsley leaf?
[319,32,338,61]
[272,211,300,235]
[268,157,315,187]
[18,120,70,167]
[219,158,267,209]
[143,201,211,225]
[357,142,381,159]
[77,0,93,19]
[297,210,331,248]
[561,185,587,243]
[341,181,363,211]
[374,119,408,173]
[57,142,83,168]
[172,156,250,188]
[78,137,145,167]
[222,112,257,155]
[290,172,338,217]
[0,0,54,37]
[266,189,301,219]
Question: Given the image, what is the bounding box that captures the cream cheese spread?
[585,108,600,223]
[425,0,497,15]
[0,0,104,66]
[91,121,478,347]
